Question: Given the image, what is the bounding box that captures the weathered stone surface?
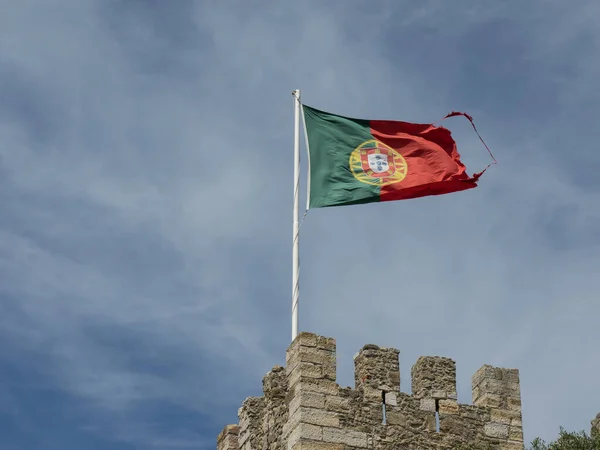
[219,332,526,450]
[425,414,437,432]
[501,443,526,450]
[263,367,289,450]
[217,424,239,442]
[290,442,343,450]
[217,425,240,450]
[322,427,367,447]
[288,391,325,416]
[354,345,400,392]
[316,336,336,352]
[288,378,339,396]
[287,346,336,372]
[419,398,436,412]
[507,397,522,412]
[286,407,340,430]
[509,426,524,442]
[292,332,318,348]
[439,399,459,415]
[238,396,265,449]
[485,422,509,439]
[472,365,498,386]
[473,366,521,409]
[322,364,336,381]
[264,365,288,399]
[411,356,457,399]
[385,409,407,426]
[287,423,323,450]
[477,379,520,397]
[384,392,397,406]
[592,412,600,437]
[288,362,323,388]
[324,394,348,412]
[474,392,503,409]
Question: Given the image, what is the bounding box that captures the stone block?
[287,407,340,430]
[362,386,382,400]
[287,346,335,371]
[491,409,520,425]
[430,389,458,400]
[501,369,520,383]
[509,426,524,442]
[287,423,323,450]
[305,409,339,428]
[500,443,525,450]
[472,365,498,386]
[316,336,336,352]
[288,363,323,387]
[288,392,326,416]
[425,414,437,432]
[293,332,318,348]
[322,427,367,448]
[291,442,343,450]
[473,392,503,409]
[508,397,522,412]
[438,399,459,415]
[238,430,250,448]
[473,365,520,386]
[458,404,490,422]
[217,425,240,450]
[238,415,250,432]
[217,424,240,440]
[384,392,397,406]
[477,378,521,397]
[484,422,509,439]
[289,379,339,397]
[512,417,523,427]
[324,395,348,412]
[472,365,521,411]
[420,398,436,412]
[386,410,407,426]
[322,364,336,381]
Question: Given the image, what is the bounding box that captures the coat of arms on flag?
[350,140,408,186]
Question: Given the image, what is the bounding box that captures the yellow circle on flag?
[349,140,408,186]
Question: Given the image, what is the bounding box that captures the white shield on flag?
[367,153,390,174]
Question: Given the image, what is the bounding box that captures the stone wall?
[592,413,600,438]
[218,332,524,450]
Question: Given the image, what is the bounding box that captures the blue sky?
[1,1,599,449]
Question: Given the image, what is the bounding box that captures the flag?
[302,105,491,209]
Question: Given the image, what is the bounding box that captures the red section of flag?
[369,118,482,202]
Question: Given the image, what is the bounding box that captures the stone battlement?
[592,413,600,437]
[218,332,524,450]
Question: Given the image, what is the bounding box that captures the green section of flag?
[303,105,379,208]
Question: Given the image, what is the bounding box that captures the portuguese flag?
[302,105,493,209]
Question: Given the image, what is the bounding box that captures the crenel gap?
[382,390,387,425]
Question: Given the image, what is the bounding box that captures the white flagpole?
[292,89,301,341]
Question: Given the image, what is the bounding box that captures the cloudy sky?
[1,1,599,449]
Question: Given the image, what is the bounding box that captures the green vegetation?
[454,427,600,450]
[528,427,600,450]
